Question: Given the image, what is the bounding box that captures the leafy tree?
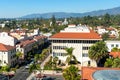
[52,57,58,70]
[34,54,40,62]
[16,51,23,59]
[104,57,120,68]
[104,58,113,67]
[51,15,56,27]
[112,57,120,68]
[88,41,108,65]
[29,63,40,73]
[63,65,81,80]
[1,65,10,72]
[102,13,111,27]
[111,47,120,52]
[102,33,109,41]
[65,47,77,65]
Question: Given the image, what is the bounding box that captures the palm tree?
[65,47,77,65]
[63,65,81,80]
[104,58,113,67]
[88,41,108,66]
[112,57,120,68]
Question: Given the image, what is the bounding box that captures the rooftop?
[50,25,101,40]
[82,67,120,80]
[110,52,120,58]
[50,30,101,40]
[0,43,15,51]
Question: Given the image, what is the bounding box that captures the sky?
[0,0,120,18]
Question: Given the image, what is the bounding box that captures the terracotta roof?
[34,35,47,40]
[19,40,35,47]
[106,27,114,31]
[82,67,120,80]
[0,43,15,51]
[50,30,101,40]
[110,52,120,58]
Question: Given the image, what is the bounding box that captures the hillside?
[21,6,120,18]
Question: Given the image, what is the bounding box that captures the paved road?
[10,66,30,80]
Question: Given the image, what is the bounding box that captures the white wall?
[51,40,99,67]
[0,32,17,46]
[0,49,16,66]
[105,41,120,52]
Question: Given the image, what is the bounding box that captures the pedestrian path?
[40,54,52,69]
[26,54,52,80]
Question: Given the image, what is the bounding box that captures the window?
[82,47,89,50]
[4,60,6,63]
[82,53,88,57]
[53,46,66,49]
[116,44,119,47]
[111,44,114,47]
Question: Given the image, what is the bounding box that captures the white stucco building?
[49,25,102,66]
[0,32,18,46]
[105,41,120,52]
[0,43,17,67]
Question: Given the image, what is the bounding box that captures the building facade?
[0,32,18,46]
[0,43,17,67]
[49,25,102,66]
[105,40,120,52]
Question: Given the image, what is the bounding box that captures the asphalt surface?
[10,66,30,80]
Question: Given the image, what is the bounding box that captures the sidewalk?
[40,54,52,69]
[26,54,52,80]
[26,73,35,80]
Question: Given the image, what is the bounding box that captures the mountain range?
[21,6,120,18]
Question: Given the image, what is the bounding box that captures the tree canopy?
[88,41,108,64]
[63,65,81,80]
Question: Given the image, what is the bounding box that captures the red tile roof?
[34,35,47,40]
[19,40,35,47]
[110,52,120,58]
[50,30,101,40]
[0,43,15,51]
[82,67,120,80]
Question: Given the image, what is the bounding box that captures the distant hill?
[21,6,120,18]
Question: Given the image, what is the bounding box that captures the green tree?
[63,65,81,80]
[104,58,113,67]
[52,57,58,70]
[111,47,120,52]
[65,47,77,65]
[51,15,56,27]
[88,41,108,65]
[112,57,120,68]
[16,51,23,59]
[34,54,40,62]
[102,33,109,41]
[104,57,120,68]
[102,13,111,27]
[29,63,40,73]
[1,65,10,72]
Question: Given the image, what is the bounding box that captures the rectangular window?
[82,53,88,57]
[82,47,89,50]
[116,44,119,47]
[111,44,114,47]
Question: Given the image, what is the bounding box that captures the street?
[10,66,30,80]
